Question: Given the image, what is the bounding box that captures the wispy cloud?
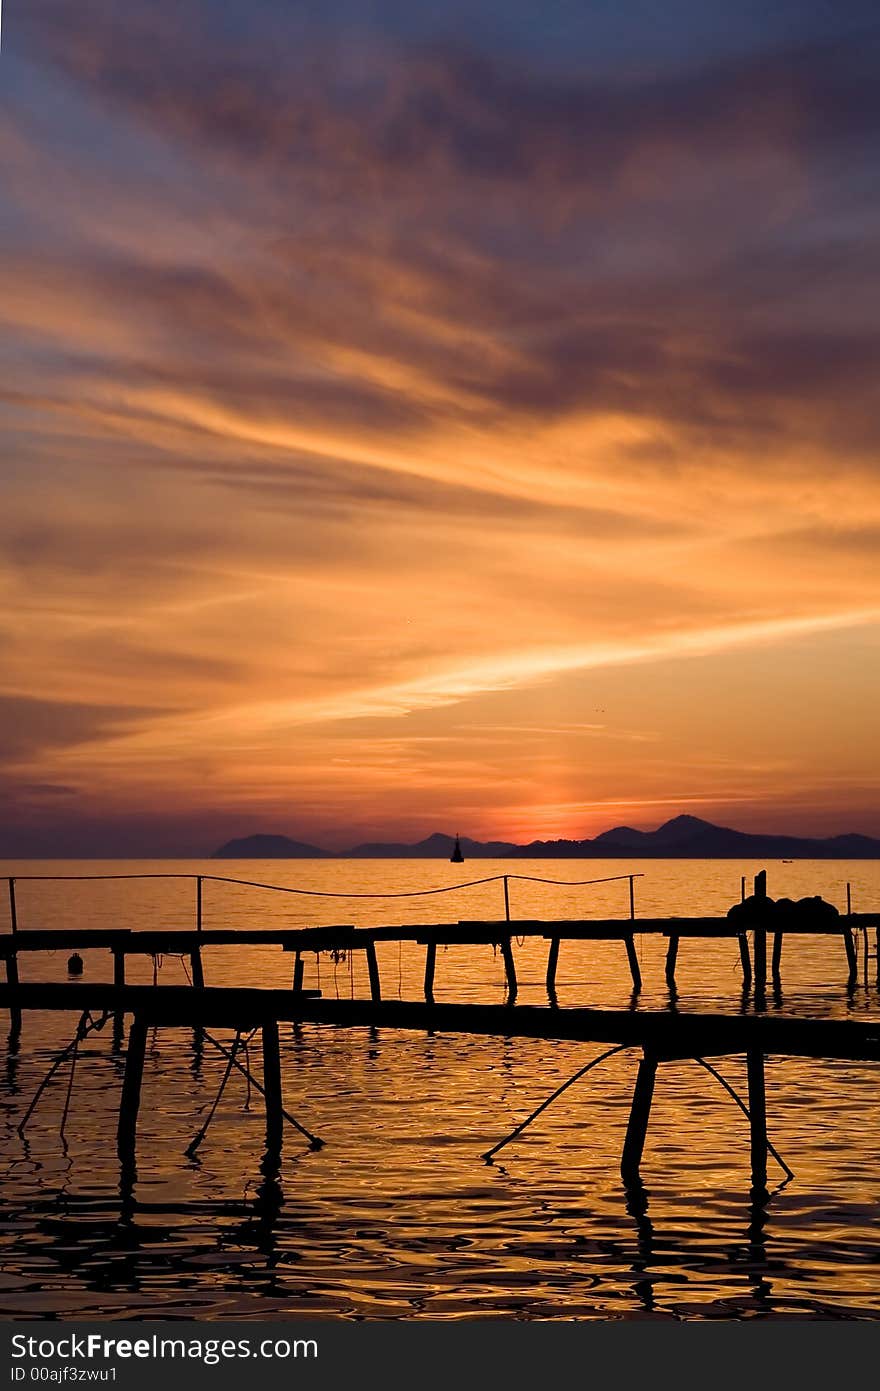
[1,2,879,850]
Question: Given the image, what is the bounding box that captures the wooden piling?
[196,875,203,934]
[842,927,857,986]
[624,933,642,991]
[261,1019,283,1153]
[190,948,205,989]
[621,1052,657,1184]
[629,875,635,920]
[664,934,679,985]
[5,952,21,1037]
[424,941,437,1001]
[117,1013,148,1162]
[545,936,560,993]
[503,876,511,923]
[746,1047,768,1190]
[365,939,382,1003]
[737,933,752,987]
[8,878,18,934]
[292,952,304,994]
[500,938,517,998]
[113,949,126,989]
[771,931,783,981]
[753,871,768,990]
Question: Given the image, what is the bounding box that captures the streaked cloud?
[1,2,879,851]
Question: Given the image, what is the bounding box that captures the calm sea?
[0,857,878,1321]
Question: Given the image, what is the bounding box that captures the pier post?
[365,940,382,1003]
[624,934,642,992]
[190,948,205,989]
[771,931,783,982]
[545,937,560,995]
[746,1047,768,1190]
[8,878,18,934]
[503,876,511,923]
[737,933,753,987]
[261,1019,283,1154]
[113,950,126,989]
[424,941,437,1002]
[664,934,679,986]
[117,1013,148,1162]
[621,1052,657,1185]
[292,952,304,994]
[753,871,768,990]
[842,927,857,986]
[629,875,635,920]
[196,876,203,934]
[5,952,21,1038]
[500,938,517,999]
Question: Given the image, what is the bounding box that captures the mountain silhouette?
[345,832,519,858]
[212,833,329,858]
[212,816,880,859]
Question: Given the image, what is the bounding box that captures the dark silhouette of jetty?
[211,814,880,859]
[1,869,878,1195]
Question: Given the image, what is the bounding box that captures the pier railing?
[4,870,644,936]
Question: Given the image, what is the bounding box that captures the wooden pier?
[1,870,877,1194]
[3,981,880,1191]
[2,908,875,1025]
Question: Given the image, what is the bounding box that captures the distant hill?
[345,832,519,858]
[508,814,880,859]
[211,815,880,858]
[212,833,329,858]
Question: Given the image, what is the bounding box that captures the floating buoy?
[67,953,84,976]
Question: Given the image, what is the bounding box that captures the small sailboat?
[450,832,465,863]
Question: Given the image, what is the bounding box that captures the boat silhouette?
[450,833,465,863]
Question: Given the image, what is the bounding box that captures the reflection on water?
[0,858,878,1319]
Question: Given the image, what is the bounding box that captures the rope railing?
[4,870,644,932]
[5,871,642,893]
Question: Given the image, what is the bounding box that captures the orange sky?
[1,3,879,853]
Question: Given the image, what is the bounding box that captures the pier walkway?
[3,981,880,1191]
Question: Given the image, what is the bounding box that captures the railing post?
[196,876,203,934]
[503,876,510,923]
[8,878,17,934]
[628,875,635,921]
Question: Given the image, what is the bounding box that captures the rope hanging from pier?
[200,1029,323,1149]
[482,1045,631,1161]
[186,1028,247,1157]
[694,1056,793,1181]
[17,1010,111,1139]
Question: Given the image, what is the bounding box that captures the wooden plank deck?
[2,983,880,1059]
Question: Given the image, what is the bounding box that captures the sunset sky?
[1,1,879,855]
